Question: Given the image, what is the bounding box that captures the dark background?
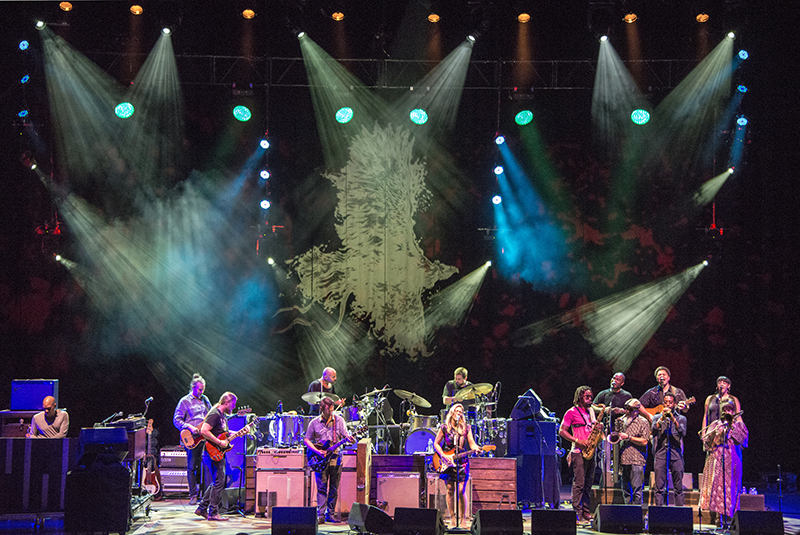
[1,0,798,488]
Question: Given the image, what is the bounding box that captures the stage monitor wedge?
[272,506,318,535]
[529,508,576,535]
[349,502,394,535]
[470,509,524,535]
[394,507,445,535]
[731,510,784,535]
[592,504,644,533]
[647,505,693,534]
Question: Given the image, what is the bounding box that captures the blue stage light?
[631,109,651,125]
[18,110,29,118]
[260,200,271,210]
[495,135,505,145]
[493,165,504,175]
[21,75,30,84]
[410,109,428,125]
[736,116,747,126]
[260,139,270,149]
[335,107,354,124]
[736,85,748,93]
[738,50,748,60]
[115,102,135,119]
[260,169,270,179]
[19,40,29,51]
[233,105,252,122]
[492,195,502,205]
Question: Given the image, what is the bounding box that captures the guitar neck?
[224,419,257,441]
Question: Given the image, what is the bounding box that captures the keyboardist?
[27,396,69,438]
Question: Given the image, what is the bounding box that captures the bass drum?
[404,428,436,454]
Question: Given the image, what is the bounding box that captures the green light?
[630,109,650,125]
[115,102,135,119]
[409,109,428,125]
[515,110,533,126]
[233,105,252,122]
[335,107,354,124]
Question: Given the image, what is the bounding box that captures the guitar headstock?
[236,406,252,416]
[146,419,153,434]
[679,397,696,409]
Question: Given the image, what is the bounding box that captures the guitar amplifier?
[377,472,421,516]
[160,469,190,493]
[257,448,305,469]
[160,447,188,468]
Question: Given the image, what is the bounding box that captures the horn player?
[616,398,650,505]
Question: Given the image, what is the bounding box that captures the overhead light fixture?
[59,2,73,12]
[518,13,531,23]
[331,11,344,21]
[428,12,440,23]
[623,12,637,23]
[35,21,46,30]
[242,9,255,19]
[696,13,709,22]
[130,5,143,15]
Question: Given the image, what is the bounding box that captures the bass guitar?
[204,413,258,462]
[432,444,496,473]
[307,437,351,472]
[644,396,696,416]
[142,419,162,498]
[180,406,251,450]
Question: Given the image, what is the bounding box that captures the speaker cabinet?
[529,509,577,535]
[349,502,394,535]
[647,506,693,534]
[731,510,784,535]
[592,504,644,533]
[272,506,319,535]
[394,507,445,535]
[470,509,524,535]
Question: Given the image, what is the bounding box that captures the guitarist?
[433,403,481,528]
[195,391,238,522]
[304,396,355,523]
[639,366,689,423]
[173,373,211,505]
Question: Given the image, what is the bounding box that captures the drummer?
[308,367,345,416]
[442,367,475,408]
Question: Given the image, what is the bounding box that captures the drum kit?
[257,382,505,453]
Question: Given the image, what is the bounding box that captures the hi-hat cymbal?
[362,387,392,397]
[301,391,340,404]
[393,389,431,409]
[454,383,493,401]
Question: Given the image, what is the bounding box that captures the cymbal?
[454,383,493,401]
[301,391,340,404]
[393,389,431,409]
[362,387,392,397]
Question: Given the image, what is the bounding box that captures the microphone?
[145,396,153,403]
[101,411,123,424]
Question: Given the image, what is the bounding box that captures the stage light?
[20,151,37,170]
[297,31,306,39]
[20,75,30,84]
[486,260,492,266]
[736,116,747,126]
[243,9,255,19]
[493,165,504,175]
[36,21,46,30]
[737,84,748,93]
[260,139,270,149]
[696,13,709,22]
[332,11,344,21]
[518,13,531,23]
[467,35,477,43]
[19,40,29,50]
[115,102,135,119]
[600,35,608,42]
[233,105,252,122]
[428,13,440,22]
[738,49,748,60]
[410,109,428,125]
[515,110,533,126]
[162,27,172,35]
[55,254,62,262]
[59,2,73,11]
[260,169,270,179]
[630,109,651,125]
[335,107,354,124]
[492,195,502,205]
[18,110,29,118]
[260,200,271,210]
[727,167,734,174]
[703,260,708,266]
[727,32,735,39]
[495,135,505,145]
[267,257,275,265]
[130,5,143,15]
[623,13,637,23]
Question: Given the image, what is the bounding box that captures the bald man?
[307,367,343,415]
[27,396,69,438]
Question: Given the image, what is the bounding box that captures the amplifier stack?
[160,447,189,493]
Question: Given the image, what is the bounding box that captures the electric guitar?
[307,437,351,472]
[644,396,696,416]
[180,406,251,449]
[432,444,496,473]
[142,419,162,498]
[204,413,258,462]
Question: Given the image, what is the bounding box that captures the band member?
[702,376,741,430]
[617,398,650,505]
[433,403,481,527]
[559,386,599,523]
[173,373,212,505]
[699,401,748,526]
[442,367,473,407]
[308,367,343,415]
[593,372,632,426]
[27,396,69,438]
[639,366,689,422]
[304,396,356,523]
[195,392,238,522]
[651,392,686,506]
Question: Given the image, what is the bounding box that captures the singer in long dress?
[699,401,748,522]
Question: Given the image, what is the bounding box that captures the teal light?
[630,109,651,125]
[335,107,354,124]
[409,109,428,125]
[233,105,252,122]
[515,110,533,126]
[115,102,135,119]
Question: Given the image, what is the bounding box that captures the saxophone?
[582,421,605,459]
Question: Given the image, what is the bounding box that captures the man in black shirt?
[195,392,237,522]
[593,372,632,482]
[442,367,473,408]
[639,366,688,422]
[308,367,342,415]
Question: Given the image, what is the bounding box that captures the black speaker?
[348,502,394,535]
[394,507,445,535]
[272,506,318,535]
[529,509,576,535]
[592,504,644,533]
[647,506,693,534]
[470,509,524,535]
[731,510,784,535]
[510,389,543,420]
[77,427,129,465]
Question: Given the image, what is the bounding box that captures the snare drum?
[404,428,436,454]
[409,414,439,431]
[343,406,362,423]
[269,414,303,447]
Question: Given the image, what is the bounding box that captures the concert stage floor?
[1,493,798,534]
